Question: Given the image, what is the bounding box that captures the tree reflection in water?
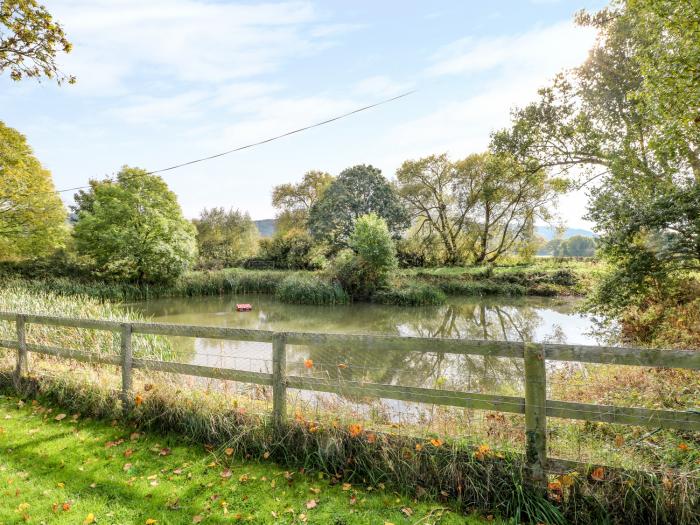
[133,294,591,397]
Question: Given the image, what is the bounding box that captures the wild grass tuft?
[275,274,349,305]
[373,282,446,306]
[0,281,171,359]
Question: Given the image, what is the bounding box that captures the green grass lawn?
[0,394,492,525]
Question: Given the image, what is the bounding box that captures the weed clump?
[275,274,349,305]
[374,282,446,306]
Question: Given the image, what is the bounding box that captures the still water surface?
[131,294,602,395]
[133,294,598,343]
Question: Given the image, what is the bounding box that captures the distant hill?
[254,219,276,238]
[535,226,596,241]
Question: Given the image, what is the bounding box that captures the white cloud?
[354,75,414,98]
[52,0,329,94]
[426,21,595,77]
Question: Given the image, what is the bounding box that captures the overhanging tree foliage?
[491,1,699,314]
[0,121,67,258]
[0,0,75,83]
[72,167,197,283]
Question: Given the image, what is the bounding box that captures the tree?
[272,170,333,234]
[331,213,397,300]
[396,154,476,265]
[491,2,699,313]
[194,208,259,267]
[72,167,197,283]
[625,0,700,178]
[1,0,75,84]
[0,121,67,258]
[461,153,566,263]
[272,170,333,215]
[308,165,409,247]
[545,235,597,257]
[349,213,397,274]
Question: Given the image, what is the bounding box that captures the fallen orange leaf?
[348,424,362,437]
[591,467,605,481]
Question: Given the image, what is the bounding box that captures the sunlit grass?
[0,394,492,525]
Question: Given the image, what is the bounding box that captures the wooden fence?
[1,311,698,488]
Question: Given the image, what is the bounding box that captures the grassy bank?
[1,365,696,525]
[403,260,599,298]
[0,260,598,308]
[0,268,296,303]
[0,394,487,525]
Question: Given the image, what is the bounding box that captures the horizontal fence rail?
[0,310,698,488]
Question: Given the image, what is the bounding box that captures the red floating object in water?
[236,304,253,312]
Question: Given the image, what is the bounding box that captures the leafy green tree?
[396,152,564,264]
[460,153,566,264]
[396,154,474,265]
[258,229,321,270]
[272,170,333,234]
[330,213,397,300]
[72,167,197,283]
[545,235,596,257]
[625,0,700,178]
[309,165,409,247]
[349,213,397,274]
[0,121,67,258]
[492,2,699,314]
[1,0,75,83]
[194,208,259,267]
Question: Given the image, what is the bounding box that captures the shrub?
[329,214,399,301]
[349,214,397,274]
[328,249,381,301]
[374,283,446,306]
[259,229,321,270]
[275,274,349,305]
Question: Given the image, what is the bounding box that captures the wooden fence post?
[13,314,27,387]
[524,342,547,490]
[120,323,133,410]
[272,332,287,429]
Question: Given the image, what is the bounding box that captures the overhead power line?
[43,90,415,197]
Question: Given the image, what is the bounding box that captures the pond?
[131,294,603,396]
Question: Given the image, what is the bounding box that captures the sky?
[2,0,608,228]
